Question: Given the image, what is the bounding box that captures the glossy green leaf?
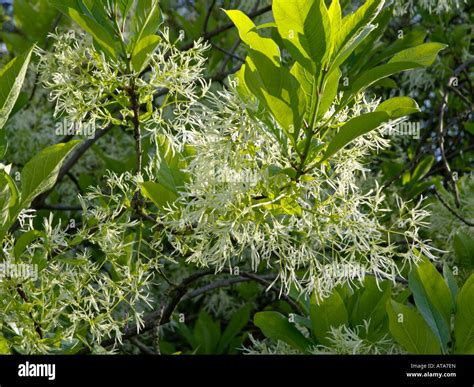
[18,141,81,210]
[309,290,348,345]
[443,264,459,308]
[372,27,427,65]
[273,0,331,71]
[0,47,33,130]
[14,230,45,260]
[67,8,117,59]
[131,35,161,73]
[454,274,474,354]
[141,181,177,208]
[193,311,221,354]
[408,257,453,353]
[387,300,441,354]
[330,23,377,72]
[132,0,162,46]
[349,62,425,98]
[117,0,134,18]
[321,111,389,162]
[375,96,420,119]
[224,10,279,63]
[453,231,474,268]
[217,305,250,353]
[14,0,58,43]
[317,67,342,120]
[411,155,435,182]
[254,311,312,352]
[349,277,392,328]
[388,42,447,66]
[244,50,304,142]
[333,0,384,57]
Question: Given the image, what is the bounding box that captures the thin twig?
[437,90,461,207]
[433,188,474,227]
[129,337,157,355]
[180,5,272,51]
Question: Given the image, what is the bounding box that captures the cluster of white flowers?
[244,319,402,355]
[36,30,124,132]
[156,84,437,298]
[142,28,211,148]
[0,174,157,353]
[393,0,467,15]
[311,321,402,354]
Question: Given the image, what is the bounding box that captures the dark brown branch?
[129,337,157,355]
[203,0,217,35]
[16,285,43,339]
[437,91,461,207]
[78,269,215,353]
[433,188,474,227]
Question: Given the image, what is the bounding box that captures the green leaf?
[224,10,279,63]
[454,274,474,354]
[410,155,434,182]
[333,0,384,57]
[0,47,33,130]
[371,78,398,88]
[386,300,441,354]
[0,167,19,213]
[453,231,474,269]
[14,0,58,43]
[349,277,392,329]
[443,264,459,308]
[0,335,10,354]
[317,67,342,120]
[67,8,118,59]
[141,181,177,208]
[388,42,447,67]
[254,311,312,352]
[321,111,389,162]
[117,0,134,18]
[226,10,305,141]
[244,50,304,142]
[330,23,377,73]
[18,141,81,210]
[132,0,162,47]
[14,230,45,260]
[372,27,427,65]
[291,62,317,125]
[328,0,342,44]
[0,171,15,230]
[375,97,420,119]
[349,62,425,98]
[273,0,331,71]
[217,305,250,353]
[309,290,348,345]
[131,34,161,73]
[49,0,83,15]
[193,311,221,354]
[408,257,453,353]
